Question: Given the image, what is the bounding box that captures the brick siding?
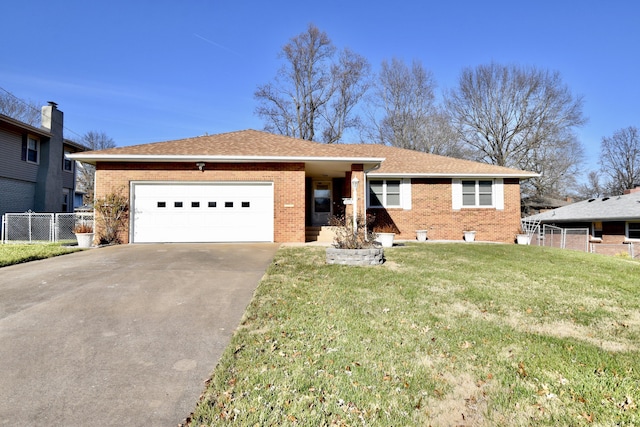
[370,178,522,243]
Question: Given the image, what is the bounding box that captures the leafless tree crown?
[445,62,587,197]
[0,91,42,126]
[254,24,371,143]
[599,126,640,195]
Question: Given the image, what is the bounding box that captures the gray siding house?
[0,102,85,219]
[524,188,640,244]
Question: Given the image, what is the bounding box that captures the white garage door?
[132,182,274,243]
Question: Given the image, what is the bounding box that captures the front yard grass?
[189,243,640,426]
[0,243,81,267]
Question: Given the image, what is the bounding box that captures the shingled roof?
[525,191,640,222]
[70,129,536,178]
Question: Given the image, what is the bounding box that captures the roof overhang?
[0,114,51,138]
[367,172,540,179]
[67,153,384,164]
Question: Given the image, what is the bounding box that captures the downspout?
[363,163,381,240]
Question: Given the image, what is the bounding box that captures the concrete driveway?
[0,243,279,426]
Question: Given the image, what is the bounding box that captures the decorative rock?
[325,247,385,266]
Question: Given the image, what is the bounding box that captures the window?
[157,202,166,208]
[241,201,250,208]
[208,201,217,208]
[23,137,39,163]
[592,222,603,239]
[191,202,200,208]
[63,149,73,172]
[627,222,640,240]
[225,202,233,208]
[62,189,70,212]
[461,180,493,207]
[368,180,402,208]
[174,202,183,208]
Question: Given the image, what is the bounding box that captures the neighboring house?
[0,103,85,219]
[521,195,572,217]
[69,129,537,244]
[524,187,640,244]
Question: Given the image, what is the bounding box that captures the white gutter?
[67,153,386,165]
[368,172,540,178]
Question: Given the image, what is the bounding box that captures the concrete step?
[305,226,337,243]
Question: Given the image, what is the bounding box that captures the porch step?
[305,226,337,243]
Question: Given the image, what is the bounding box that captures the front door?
[312,181,332,225]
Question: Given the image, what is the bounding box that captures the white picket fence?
[1,211,94,244]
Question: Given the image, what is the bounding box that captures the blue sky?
[2,1,639,173]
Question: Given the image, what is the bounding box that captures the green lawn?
[189,243,639,426]
[0,243,82,267]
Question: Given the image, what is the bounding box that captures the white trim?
[453,179,503,209]
[367,178,404,209]
[495,178,504,210]
[452,179,462,210]
[369,172,539,178]
[626,221,640,240]
[401,178,412,210]
[68,153,385,164]
[26,135,40,165]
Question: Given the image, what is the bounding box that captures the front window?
[368,179,402,208]
[63,149,73,172]
[462,180,493,207]
[627,222,640,240]
[26,137,39,163]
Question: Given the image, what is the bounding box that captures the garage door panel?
[132,183,274,243]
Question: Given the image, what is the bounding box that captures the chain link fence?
[2,211,94,244]
[591,243,638,259]
[530,224,638,259]
[535,225,589,252]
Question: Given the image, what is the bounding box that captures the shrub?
[94,188,129,244]
[73,223,94,234]
[329,214,378,249]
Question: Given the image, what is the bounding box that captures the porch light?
[196,162,205,172]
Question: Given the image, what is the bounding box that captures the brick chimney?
[623,185,640,195]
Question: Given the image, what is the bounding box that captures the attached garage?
[131,182,274,243]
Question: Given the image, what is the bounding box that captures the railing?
[1,211,94,244]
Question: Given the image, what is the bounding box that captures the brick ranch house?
[69,129,537,244]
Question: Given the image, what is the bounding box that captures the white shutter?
[452,178,462,210]
[494,178,504,210]
[401,178,412,210]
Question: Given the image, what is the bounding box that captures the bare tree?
[599,126,640,195]
[576,170,606,199]
[361,58,468,157]
[254,24,370,143]
[445,62,587,197]
[74,131,117,204]
[0,90,42,126]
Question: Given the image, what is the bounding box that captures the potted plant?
[74,223,95,248]
[416,229,428,241]
[373,222,397,248]
[516,228,531,245]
